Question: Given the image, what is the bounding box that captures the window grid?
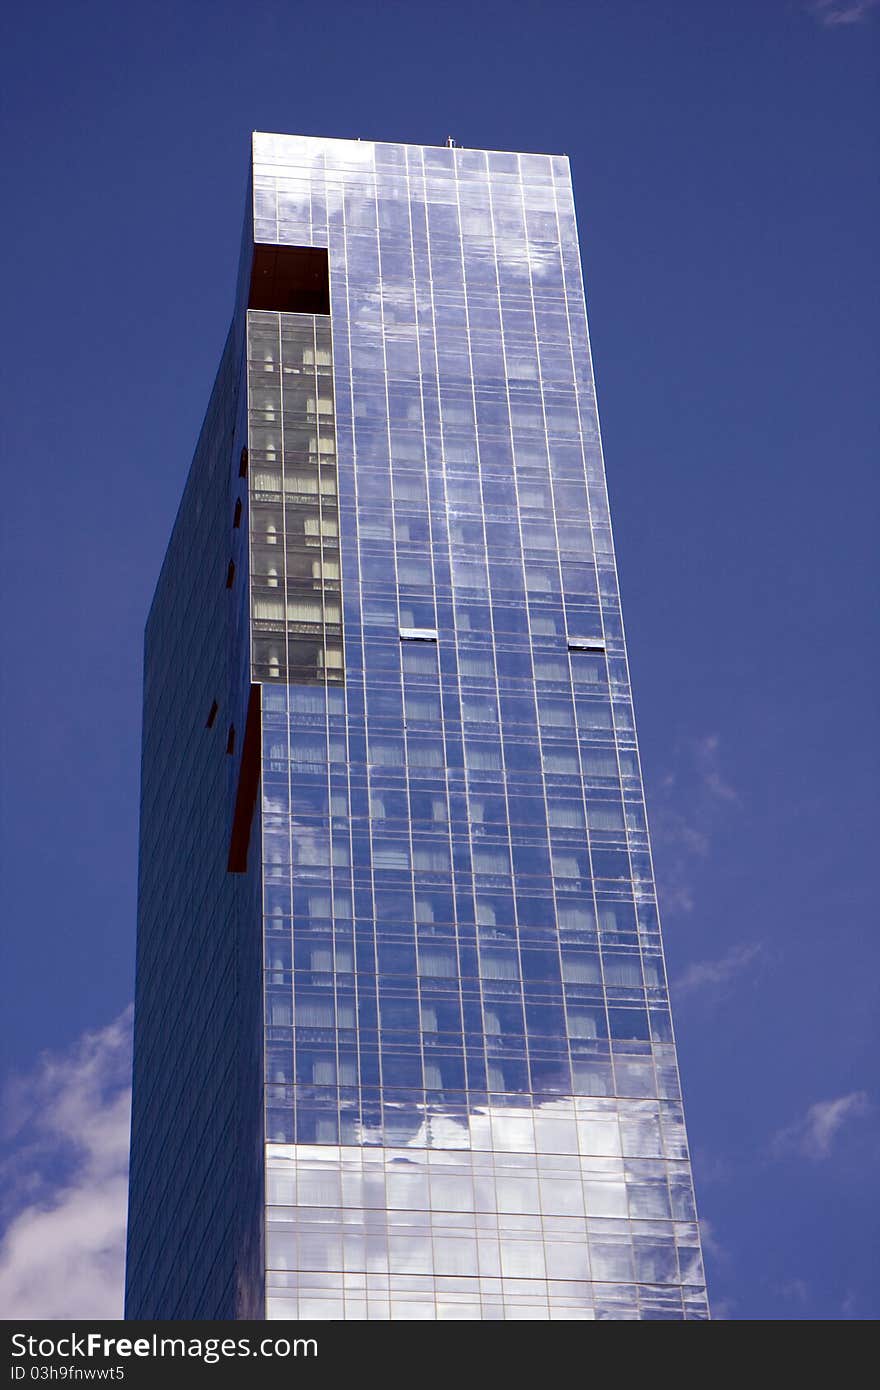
[249,135,706,1321]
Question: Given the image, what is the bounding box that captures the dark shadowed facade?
[125,133,709,1321]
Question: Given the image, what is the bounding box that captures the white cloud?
[777,1278,810,1303]
[690,734,739,806]
[650,734,739,916]
[698,1217,726,1262]
[809,0,880,26]
[0,1008,132,1319]
[707,1296,736,1320]
[673,942,764,1000]
[773,1091,872,1160]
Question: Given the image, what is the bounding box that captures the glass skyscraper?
[126,132,708,1321]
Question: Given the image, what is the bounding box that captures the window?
[562,953,601,984]
[418,948,457,978]
[248,244,331,314]
[588,805,625,831]
[405,695,441,722]
[548,800,585,829]
[603,956,643,988]
[413,845,450,872]
[459,653,494,677]
[480,949,519,980]
[472,848,509,874]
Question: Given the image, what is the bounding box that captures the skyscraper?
[125,132,708,1321]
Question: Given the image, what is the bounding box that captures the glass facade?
[126,132,708,1321]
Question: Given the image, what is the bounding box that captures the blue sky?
[0,0,876,1320]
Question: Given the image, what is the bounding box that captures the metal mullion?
[401,148,462,1093]
[453,156,523,1100]
[513,162,595,1079]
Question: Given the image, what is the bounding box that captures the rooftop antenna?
[446,135,456,148]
